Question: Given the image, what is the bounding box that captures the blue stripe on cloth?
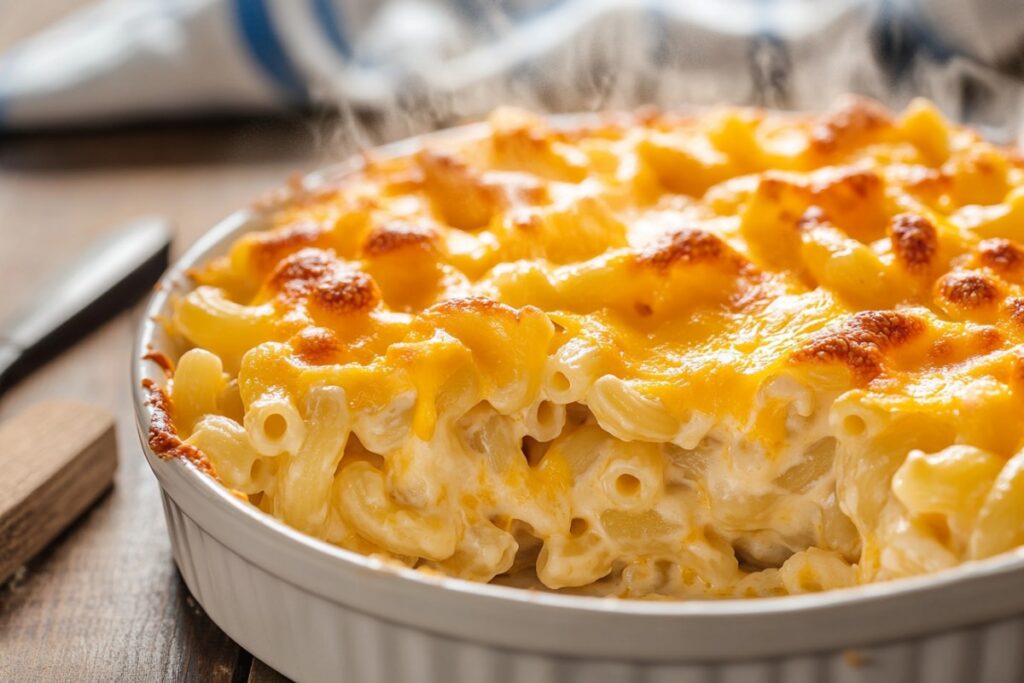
[453,0,498,39]
[908,17,957,61]
[883,0,958,62]
[233,0,308,101]
[311,0,353,59]
[506,0,564,22]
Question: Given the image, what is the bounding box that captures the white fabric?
[0,0,1022,138]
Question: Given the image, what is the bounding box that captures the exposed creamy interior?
[150,98,1024,598]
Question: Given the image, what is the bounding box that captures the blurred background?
[6,0,1024,138]
[2,0,1024,680]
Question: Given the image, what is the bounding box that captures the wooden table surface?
[0,4,350,680]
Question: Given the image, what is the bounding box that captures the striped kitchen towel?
[1,0,1023,140]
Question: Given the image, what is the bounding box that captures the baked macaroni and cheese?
[146,98,1024,598]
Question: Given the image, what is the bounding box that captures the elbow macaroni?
[148,98,1024,599]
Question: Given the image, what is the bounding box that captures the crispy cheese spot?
[635,228,726,270]
[362,221,440,257]
[978,238,1024,273]
[929,326,1005,365]
[429,296,518,319]
[268,248,337,295]
[142,379,216,476]
[1011,347,1024,388]
[143,349,175,378]
[792,310,924,379]
[250,221,324,271]
[758,175,790,202]
[418,152,548,228]
[1005,297,1024,324]
[889,213,938,272]
[811,96,892,153]
[811,167,882,201]
[292,327,342,365]
[937,271,999,308]
[974,326,1004,353]
[268,248,381,313]
[313,269,381,314]
[928,337,954,362]
[759,168,885,238]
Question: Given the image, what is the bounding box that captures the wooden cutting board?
[0,400,117,584]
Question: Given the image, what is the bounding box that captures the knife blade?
[0,216,172,393]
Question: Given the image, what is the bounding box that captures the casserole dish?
[135,119,1024,683]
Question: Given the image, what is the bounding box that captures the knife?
[0,216,172,393]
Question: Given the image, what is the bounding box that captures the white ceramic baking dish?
[134,129,1024,683]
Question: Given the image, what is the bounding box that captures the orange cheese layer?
[177,99,1024,457]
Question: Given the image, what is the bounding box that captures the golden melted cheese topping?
[155,97,1024,598]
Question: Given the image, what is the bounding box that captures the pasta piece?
[778,548,857,593]
[969,450,1024,560]
[170,348,226,437]
[879,523,959,578]
[276,386,351,532]
[799,212,899,309]
[350,391,415,455]
[599,441,663,512]
[244,393,306,457]
[186,415,264,494]
[587,376,679,443]
[431,522,518,582]
[174,286,278,371]
[336,461,458,560]
[892,445,1003,544]
[536,531,614,589]
[517,399,566,442]
[543,341,605,404]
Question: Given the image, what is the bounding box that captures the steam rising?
[282,0,1024,159]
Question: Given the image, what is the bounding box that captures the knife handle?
[0,216,172,393]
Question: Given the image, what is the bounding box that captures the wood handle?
[0,400,118,584]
